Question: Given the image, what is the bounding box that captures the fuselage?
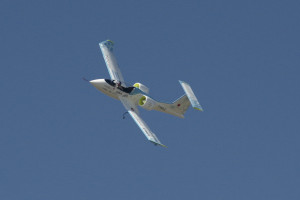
[90,78,187,118]
[90,79,139,100]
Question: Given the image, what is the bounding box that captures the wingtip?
[157,143,168,148]
[99,40,114,51]
[150,140,167,148]
[194,107,204,112]
[99,39,114,44]
[179,80,188,85]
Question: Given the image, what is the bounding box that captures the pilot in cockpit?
[117,82,122,89]
[111,80,117,86]
[112,80,123,90]
[111,80,134,93]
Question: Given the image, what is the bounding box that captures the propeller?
[82,77,89,82]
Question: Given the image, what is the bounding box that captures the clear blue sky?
[1,0,300,199]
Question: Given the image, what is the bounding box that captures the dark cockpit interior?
[104,79,135,94]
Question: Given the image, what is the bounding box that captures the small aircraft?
[89,40,203,147]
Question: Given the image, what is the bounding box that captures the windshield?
[104,79,135,94]
[104,79,116,86]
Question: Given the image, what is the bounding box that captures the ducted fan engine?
[138,95,157,110]
[133,83,149,94]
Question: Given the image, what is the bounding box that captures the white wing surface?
[179,80,203,111]
[120,97,166,147]
[99,40,126,85]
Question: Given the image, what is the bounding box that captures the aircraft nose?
[90,79,105,87]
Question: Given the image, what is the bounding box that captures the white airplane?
[89,40,203,147]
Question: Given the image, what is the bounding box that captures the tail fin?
[153,95,191,118]
[153,81,203,118]
[172,95,191,116]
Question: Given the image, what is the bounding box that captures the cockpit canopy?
[104,79,116,87]
[104,79,135,94]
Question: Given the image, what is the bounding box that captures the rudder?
[172,95,191,116]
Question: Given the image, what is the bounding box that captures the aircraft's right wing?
[99,40,126,86]
[120,97,166,147]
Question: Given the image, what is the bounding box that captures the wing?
[120,97,167,147]
[99,40,126,86]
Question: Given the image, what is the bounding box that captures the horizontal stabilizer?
[179,80,203,111]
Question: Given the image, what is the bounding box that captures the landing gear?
[122,111,129,119]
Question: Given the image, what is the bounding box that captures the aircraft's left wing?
[99,40,126,86]
[120,97,166,147]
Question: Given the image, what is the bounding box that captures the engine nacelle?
[138,95,157,110]
[133,83,149,94]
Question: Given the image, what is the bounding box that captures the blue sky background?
[1,0,300,199]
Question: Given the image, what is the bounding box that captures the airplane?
[89,40,203,147]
